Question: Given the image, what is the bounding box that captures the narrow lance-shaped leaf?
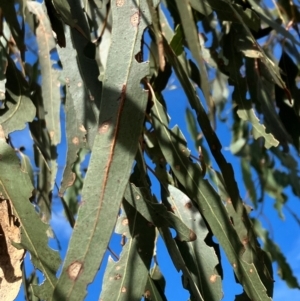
[100,199,155,300]
[27,1,61,146]
[222,27,279,149]
[51,2,151,300]
[253,219,300,289]
[209,168,274,296]
[241,158,257,208]
[63,148,88,218]
[160,19,242,214]
[0,0,26,56]
[0,138,61,301]
[225,0,287,90]
[144,263,168,301]
[0,57,36,135]
[246,0,300,47]
[28,2,60,220]
[150,92,273,301]
[165,184,223,301]
[245,58,291,151]
[59,87,87,195]
[203,0,260,31]
[51,0,89,39]
[57,26,98,149]
[124,183,196,242]
[174,0,213,113]
[159,226,205,301]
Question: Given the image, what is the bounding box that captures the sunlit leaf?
[160,226,205,301]
[100,200,155,300]
[165,184,223,301]
[51,2,151,300]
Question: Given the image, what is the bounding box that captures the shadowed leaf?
[0,58,35,135]
[28,1,61,146]
[253,219,300,289]
[222,27,279,149]
[59,87,87,195]
[151,93,273,301]
[144,263,168,301]
[124,183,196,242]
[0,138,60,300]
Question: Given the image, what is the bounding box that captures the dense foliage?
[0,0,300,300]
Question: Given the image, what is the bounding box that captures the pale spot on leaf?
[98,121,111,134]
[210,274,218,283]
[116,0,124,7]
[122,218,128,226]
[130,12,140,27]
[67,261,83,281]
[72,137,79,145]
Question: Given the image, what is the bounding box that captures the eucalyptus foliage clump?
[0,0,300,301]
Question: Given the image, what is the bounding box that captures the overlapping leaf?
[27,1,61,146]
[165,185,223,301]
[57,26,99,149]
[222,27,279,149]
[51,2,151,300]
[100,200,155,300]
[174,0,213,113]
[59,88,87,195]
[253,219,300,289]
[0,138,60,301]
[0,58,36,135]
[51,0,89,38]
[124,183,196,242]
[144,263,168,301]
[150,93,273,301]
[0,1,26,57]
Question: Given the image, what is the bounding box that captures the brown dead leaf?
[0,199,24,301]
